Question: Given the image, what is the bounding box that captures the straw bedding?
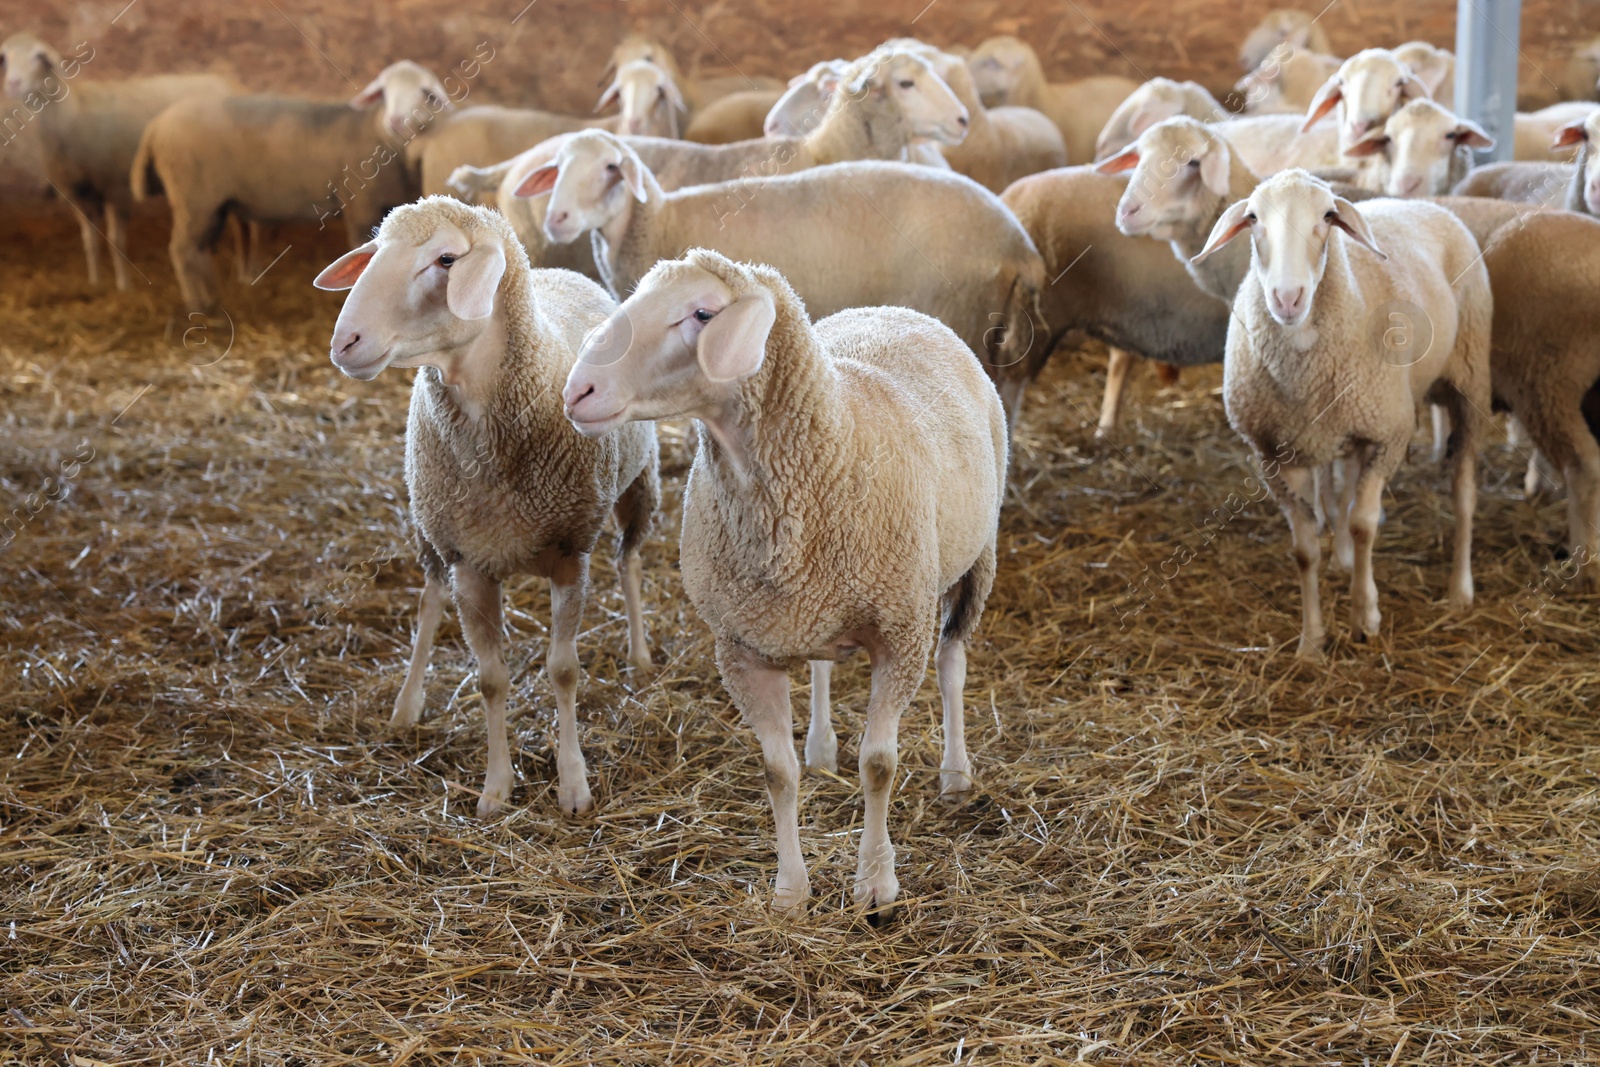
[2,203,1598,1065]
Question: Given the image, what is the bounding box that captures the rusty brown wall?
[3,0,1598,191]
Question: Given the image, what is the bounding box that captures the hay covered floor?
[2,202,1599,1067]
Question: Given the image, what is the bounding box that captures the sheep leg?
[619,548,650,670]
[804,659,838,773]
[392,575,448,728]
[453,565,514,819]
[74,204,101,287]
[855,644,925,921]
[719,640,808,911]
[1095,347,1136,441]
[227,216,250,283]
[168,204,222,315]
[1559,410,1600,593]
[549,553,593,816]
[1277,466,1325,658]
[1347,466,1388,640]
[104,203,131,292]
[934,638,971,796]
[1429,404,1450,464]
[1330,455,1358,573]
[997,376,1027,428]
[1445,399,1479,612]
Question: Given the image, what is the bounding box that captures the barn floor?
[2,201,1598,1066]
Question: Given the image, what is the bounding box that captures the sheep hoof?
[771,882,811,915]
[804,731,838,774]
[853,873,900,924]
[390,689,425,730]
[558,777,594,818]
[1447,587,1473,613]
[477,785,510,820]
[939,767,973,797]
[1295,634,1326,660]
[628,650,653,672]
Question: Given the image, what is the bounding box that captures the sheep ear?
[619,151,648,203]
[1552,120,1589,149]
[1128,98,1180,140]
[594,82,620,113]
[595,57,617,89]
[1191,199,1252,263]
[446,241,507,320]
[314,241,378,290]
[1328,197,1386,259]
[1198,145,1231,196]
[1343,133,1389,158]
[1398,72,1431,101]
[696,291,777,383]
[1094,147,1139,174]
[1303,77,1342,131]
[350,76,386,109]
[662,75,687,114]
[1451,120,1494,150]
[514,164,560,199]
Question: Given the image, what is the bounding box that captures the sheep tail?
[942,542,996,644]
[130,125,160,201]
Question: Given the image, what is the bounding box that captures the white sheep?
[526,130,1045,419]
[1513,101,1600,161]
[1236,48,1342,114]
[763,60,850,137]
[1343,98,1495,197]
[1239,10,1334,73]
[133,60,449,314]
[1393,41,1455,103]
[1481,211,1600,589]
[0,33,234,290]
[1302,48,1433,153]
[683,88,783,144]
[964,35,1137,163]
[561,248,1006,917]
[603,35,784,121]
[312,197,660,819]
[1560,35,1600,102]
[1191,170,1491,655]
[1452,111,1600,215]
[1095,78,1229,160]
[410,61,681,201]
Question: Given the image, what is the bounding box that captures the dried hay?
[2,203,1599,1065]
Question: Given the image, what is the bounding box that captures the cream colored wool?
[964,35,1137,164]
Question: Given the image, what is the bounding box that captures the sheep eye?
[693,309,715,323]
[606,163,621,174]
[437,254,456,268]
[1187,159,1200,168]
[1323,210,1336,222]
[898,79,914,89]
[1244,212,1257,222]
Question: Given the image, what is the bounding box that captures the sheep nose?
[563,381,596,411]
[1272,287,1305,317]
[336,331,362,355]
[1398,175,1423,197]
[956,114,969,129]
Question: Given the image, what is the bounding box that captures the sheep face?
[1095,79,1189,161]
[563,258,773,436]
[1554,113,1600,213]
[1194,172,1386,327]
[350,60,451,141]
[314,216,507,380]
[1240,10,1315,73]
[0,34,59,99]
[1345,99,1491,198]
[869,52,968,145]
[764,60,847,138]
[532,131,647,245]
[1305,50,1431,147]
[967,36,1031,108]
[1099,118,1231,240]
[598,60,684,138]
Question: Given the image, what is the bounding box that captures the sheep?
[411,62,680,199]
[1236,49,1342,114]
[133,60,449,315]
[1560,36,1600,102]
[1513,102,1600,161]
[1239,10,1334,73]
[560,247,1006,916]
[528,131,1045,420]
[0,33,234,290]
[311,196,660,819]
[1480,211,1600,588]
[1393,41,1455,103]
[1095,78,1340,175]
[1001,165,1233,437]
[1342,98,1494,197]
[963,35,1137,163]
[603,35,783,120]
[888,41,1064,191]
[683,88,783,144]
[1451,112,1599,215]
[1191,170,1491,655]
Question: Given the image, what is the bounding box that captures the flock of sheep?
[5,11,1600,918]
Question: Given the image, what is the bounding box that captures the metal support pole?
[1455,0,1522,164]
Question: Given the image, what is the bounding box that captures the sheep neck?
[595,173,661,295]
[697,309,847,505]
[1176,152,1260,303]
[805,88,908,164]
[416,301,521,424]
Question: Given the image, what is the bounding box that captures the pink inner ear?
[1552,123,1588,148]
[514,166,560,198]
[1096,150,1140,175]
[1302,86,1341,131]
[318,251,374,289]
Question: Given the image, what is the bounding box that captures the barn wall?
[2,0,1596,191]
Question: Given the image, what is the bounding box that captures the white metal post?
[1455,0,1522,164]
